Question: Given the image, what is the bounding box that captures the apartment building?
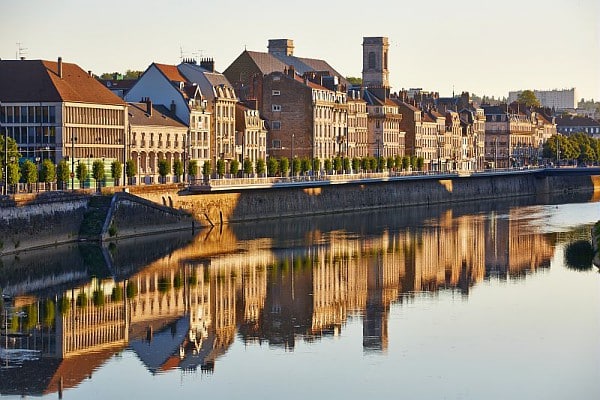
[235,102,267,169]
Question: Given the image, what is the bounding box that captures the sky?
[1,0,599,101]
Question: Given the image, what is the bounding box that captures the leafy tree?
[188,160,198,179]
[39,159,56,190]
[361,157,370,172]
[416,156,425,171]
[323,158,332,174]
[516,90,540,108]
[56,159,70,190]
[280,157,289,176]
[291,158,300,176]
[202,160,211,178]
[111,160,122,185]
[352,157,361,173]
[243,158,253,176]
[267,157,279,177]
[76,162,87,188]
[333,156,342,174]
[0,135,20,173]
[216,159,225,178]
[256,158,266,176]
[410,156,418,170]
[300,157,311,175]
[378,156,386,171]
[346,76,362,85]
[21,160,38,191]
[172,159,183,182]
[229,159,239,177]
[343,157,351,173]
[126,159,136,184]
[368,157,377,172]
[386,156,394,170]
[92,159,105,190]
[402,156,410,170]
[6,162,20,189]
[395,155,402,170]
[158,159,170,183]
[312,158,321,174]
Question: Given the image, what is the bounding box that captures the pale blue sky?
[1,0,598,101]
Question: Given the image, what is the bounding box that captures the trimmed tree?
[280,157,289,177]
[56,159,70,190]
[126,159,136,184]
[402,156,410,171]
[158,159,170,183]
[92,159,105,191]
[300,157,311,175]
[172,159,183,182]
[216,159,225,178]
[291,157,300,176]
[21,160,38,192]
[333,156,342,174]
[188,160,198,181]
[243,158,253,176]
[267,157,279,177]
[352,157,361,173]
[416,156,425,171]
[324,158,332,174]
[312,158,321,174]
[111,160,122,186]
[256,158,266,176]
[39,159,56,190]
[76,162,87,188]
[202,160,211,178]
[343,157,351,174]
[230,159,240,177]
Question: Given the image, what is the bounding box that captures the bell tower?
[362,37,390,100]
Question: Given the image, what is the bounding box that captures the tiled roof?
[245,51,288,74]
[154,63,187,82]
[555,115,599,127]
[128,102,187,127]
[0,59,125,105]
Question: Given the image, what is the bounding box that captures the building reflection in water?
[0,206,559,396]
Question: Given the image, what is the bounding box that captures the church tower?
[362,37,390,100]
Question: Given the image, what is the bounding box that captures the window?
[368,51,376,69]
[272,90,281,96]
[273,139,281,148]
[272,104,281,112]
[272,121,281,130]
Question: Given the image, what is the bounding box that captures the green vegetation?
[158,159,170,183]
[188,159,198,179]
[564,240,594,271]
[56,159,70,190]
[172,159,183,182]
[39,159,56,190]
[92,159,105,190]
[243,158,253,176]
[267,157,279,177]
[216,159,225,178]
[256,158,266,176]
[111,160,122,185]
[126,159,136,184]
[76,162,88,188]
[202,160,211,178]
[543,133,600,164]
[516,90,541,108]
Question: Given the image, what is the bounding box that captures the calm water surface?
[1,196,599,399]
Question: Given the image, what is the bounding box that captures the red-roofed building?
[0,58,128,188]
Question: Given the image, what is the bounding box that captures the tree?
[361,157,370,172]
[517,90,541,108]
[352,157,361,173]
[202,160,211,179]
[395,155,402,170]
[172,159,183,182]
[312,158,321,174]
[346,76,362,85]
[39,159,56,190]
[126,159,137,184]
[323,158,332,174]
[76,162,87,188]
[267,157,279,177]
[343,157,351,174]
[216,159,225,178]
[92,159,105,190]
[188,160,198,180]
[21,160,38,192]
[111,160,122,186]
[256,158,266,176]
[280,157,289,176]
[333,156,342,174]
[410,156,418,170]
[229,159,239,176]
[300,157,311,175]
[158,159,170,183]
[243,158,254,176]
[291,157,300,176]
[6,162,20,190]
[378,156,386,172]
[56,159,70,190]
[416,156,425,171]
[386,156,394,170]
[368,157,377,172]
[402,156,410,171]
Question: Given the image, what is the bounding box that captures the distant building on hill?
[508,88,577,110]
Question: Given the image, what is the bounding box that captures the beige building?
[128,100,189,184]
[346,90,369,159]
[235,102,268,170]
[0,58,128,189]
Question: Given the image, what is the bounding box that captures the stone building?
[235,102,267,169]
[0,58,128,188]
[125,62,213,174]
[396,100,441,171]
[128,99,189,184]
[346,89,369,159]
[361,37,404,159]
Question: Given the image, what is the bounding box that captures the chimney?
[170,100,176,114]
[58,57,63,78]
[144,98,153,116]
[287,64,295,77]
[200,58,215,72]
[88,70,93,77]
[268,39,294,56]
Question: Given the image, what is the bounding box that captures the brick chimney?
[200,58,215,72]
[58,57,63,78]
[143,97,153,116]
[268,39,294,56]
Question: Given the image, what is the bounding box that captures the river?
[1,193,599,399]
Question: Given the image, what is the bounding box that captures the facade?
[235,102,267,169]
[508,88,577,110]
[0,58,128,188]
[555,115,600,137]
[346,90,369,158]
[128,100,189,184]
[396,100,440,171]
[125,62,213,175]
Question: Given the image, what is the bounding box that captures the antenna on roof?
[16,42,27,60]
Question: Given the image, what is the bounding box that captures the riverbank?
[1,168,599,255]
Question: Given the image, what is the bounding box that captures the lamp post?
[71,136,77,191]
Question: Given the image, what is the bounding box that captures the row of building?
[0,36,585,185]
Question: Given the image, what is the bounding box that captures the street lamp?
[71,136,77,191]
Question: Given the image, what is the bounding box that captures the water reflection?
[0,194,597,397]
